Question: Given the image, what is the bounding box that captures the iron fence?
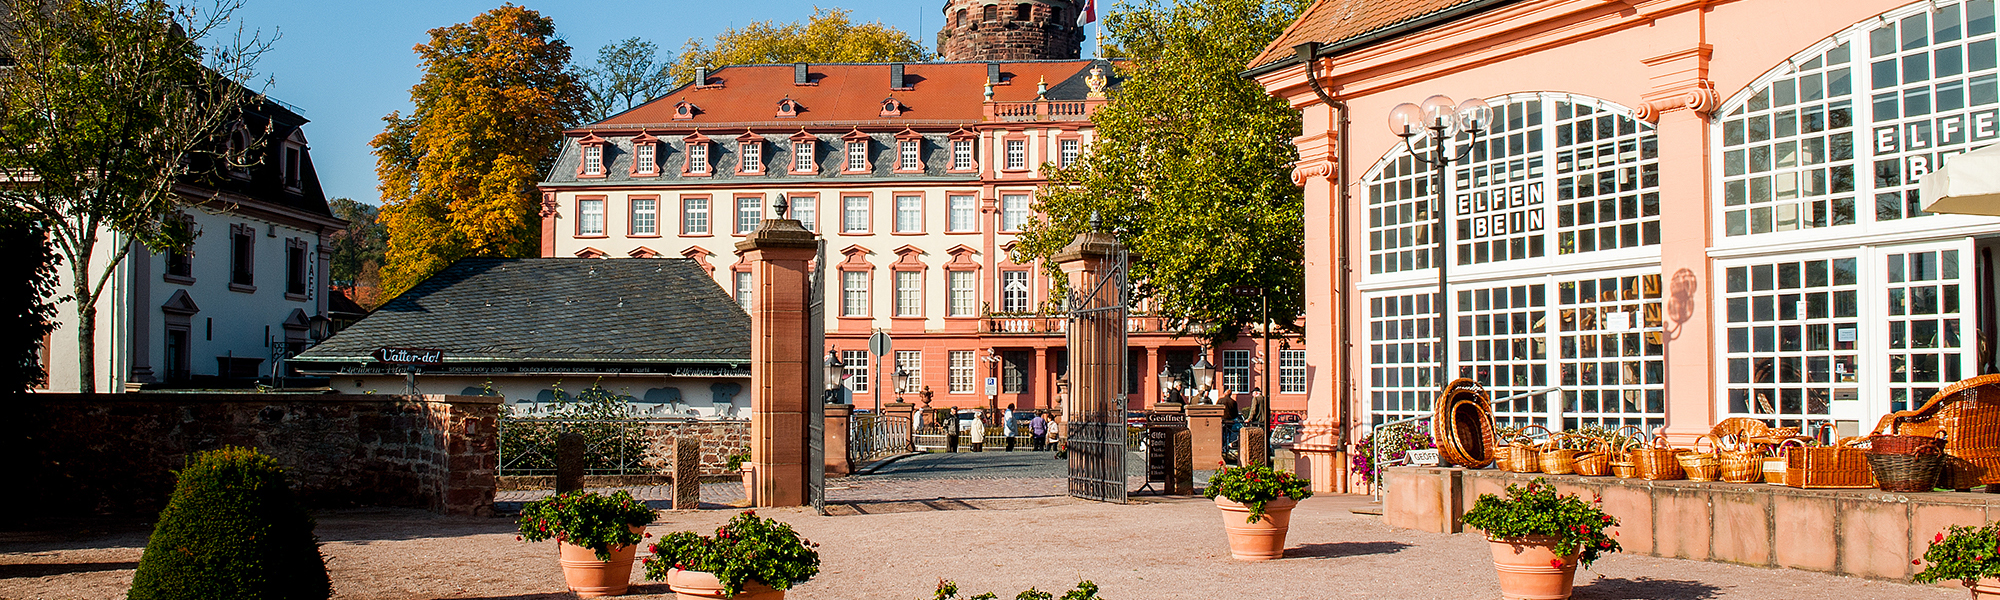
[850,414,912,463]
[498,417,685,477]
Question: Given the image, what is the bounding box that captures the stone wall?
[936,0,1084,61]
[3,393,500,520]
[638,419,752,477]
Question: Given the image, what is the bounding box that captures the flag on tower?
[1077,0,1097,25]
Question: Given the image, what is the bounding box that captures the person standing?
[1029,410,1049,451]
[968,410,987,452]
[1003,404,1019,451]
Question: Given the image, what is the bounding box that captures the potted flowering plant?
[1914,522,2000,597]
[1202,463,1313,560]
[517,489,657,597]
[1352,422,1434,488]
[643,510,820,599]
[1461,479,1621,600]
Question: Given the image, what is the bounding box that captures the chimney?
[891,64,906,90]
[695,67,708,87]
[794,63,809,85]
[987,62,1001,85]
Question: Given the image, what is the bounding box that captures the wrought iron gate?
[1066,245,1129,503]
[849,414,913,463]
[807,239,827,514]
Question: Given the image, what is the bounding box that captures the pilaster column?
[736,215,818,507]
[1635,41,1719,442]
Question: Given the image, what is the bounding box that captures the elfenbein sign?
[373,347,445,366]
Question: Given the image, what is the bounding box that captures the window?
[164,329,189,382]
[1001,351,1029,393]
[900,139,921,170]
[1222,350,1252,393]
[843,196,870,233]
[1280,349,1307,393]
[1721,258,1860,430]
[230,224,254,287]
[1001,270,1030,312]
[950,350,975,393]
[165,217,194,281]
[843,349,870,393]
[583,144,604,176]
[791,195,817,232]
[983,4,997,21]
[283,146,302,189]
[949,195,977,232]
[1005,139,1025,170]
[1459,282,1556,427]
[682,196,710,235]
[284,239,307,297]
[735,271,754,310]
[952,139,974,170]
[895,195,922,232]
[630,197,657,235]
[736,196,762,234]
[842,270,870,316]
[846,140,868,171]
[1001,194,1030,231]
[688,143,710,174]
[793,141,815,172]
[635,143,656,174]
[1364,291,1440,426]
[1014,3,1031,21]
[895,270,922,316]
[579,198,605,236]
[1550,274,1664,429]
[949,270,976,316]
[1060,138,1080,167]
[896,350,922,393]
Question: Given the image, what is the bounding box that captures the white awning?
[1920,143,2000,216]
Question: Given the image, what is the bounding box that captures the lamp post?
[1388,95,1491,387]
[823,351,846,404]
[1158,365,1173,405]
[893,366,913,404]
[1190,352,1216,403]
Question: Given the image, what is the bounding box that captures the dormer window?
[682,132,713,176]
[894,131,925,174]
[629,132,661,176]
[576,134,611,178]
[777,98,800,118]
[225,126,250,179]
[674,101,697,120]
[790,133,818,174]
[900,140,920,170]
[846,140,868,172]
[880,97,904,117]
[737,131,766,174]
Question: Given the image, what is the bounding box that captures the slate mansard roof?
[292,258,750,367]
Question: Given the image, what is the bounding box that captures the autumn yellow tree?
[668,8,928,82]
[373,5,584,297]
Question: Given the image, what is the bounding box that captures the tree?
[326,198,386,307]
[667,8,928,83]
[0,205,62,392]
[373,5,584,297]
[0,0,271,392]
[1016,0,1313,343]
[578,37,674,122]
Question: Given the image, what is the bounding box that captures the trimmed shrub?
[128,446,330,600]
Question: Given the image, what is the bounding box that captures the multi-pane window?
[229,224,255,286]
[687,143,709,174]
[843,349,870,393]
[791,195,816,232]
[895,270,922,316]
[740,142,761,172]
[736,196,762,234]
[630,198,657,235]
[900,139,921,170]
[895,195,922,232]
[579,199,605,236]
[1721,257,1861,430]
[896,350,922,393]
[843,196,869,232]
[846,140,868,171]
[635,143,656,174]
[1883,246,1970,413]
[1001,194,1030,231]
[953,139,974,169]
[949,195,977,231]
[1060,138,1080,166]
[1279,349,1307,393]
[1456,283,1549,426]
[1548,100,1660,256]
[734,271,753,310]
[1222,350,1252,393]
[842,270,869,316]
[1005,139,1025,169]
[1001,270,1030,312]
[793,141,815,172]
[583,144,603,175]
[1555,274,1665,431]
[682,196,709,235]
[1002,351,1029,393]
[1366,143,1437,275]
[1366,291,1439,426]
[948,270,976,316]
[949,350,975,393]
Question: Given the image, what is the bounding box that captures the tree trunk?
[74,278,96,394]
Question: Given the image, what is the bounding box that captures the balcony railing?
[979,312,1174,335]
[987,100,1099,122]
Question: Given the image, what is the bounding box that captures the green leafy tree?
[578,37,675,122]
[326,198,385,304]
[1016,0,1311,343]
[128,446,330,600]
[668,8,928,83]
[0,205,62,391]
[0,0,270,392]
[373,5,584,297]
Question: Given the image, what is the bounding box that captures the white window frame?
[630,197,657,235]
[843,349,871,393]
[583,144,604,175]
[949,194,977,232]
[736,196,762,234]
[953,139,974,170]
[791,195,817,232]
[579,198,605,236]
[688,142,710,174]
[950,350,975,393]
[847,140,868,171]
[734,270,753,310]
[1060,138,1080,167]
[842,270,870,317]
[896,350,923,393]
[682,196,710,235]
[1001,270,1030,313]
[895,270,922,316]
[895,195,923,232]
[1005,139,1025,170]
[1001,194,1031,232]
[1222,350,1253,393]
[793,140,815,172]
[900,139,921,170]
[948,270,976,316]
[1280,349,1307,393]
[740,142,762,172]
[635,143,657,174]
[843,196,870,233]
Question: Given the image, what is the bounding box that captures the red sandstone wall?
[4,393,500,519]
[635,420,753,477]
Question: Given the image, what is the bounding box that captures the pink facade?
[1257,0,2000,493]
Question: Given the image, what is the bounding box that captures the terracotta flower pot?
[1488,535,1579,600]
[667,568,786,600]
[1971,577,2000,599]
[1213,497,1296,560]
[557,526,644,598]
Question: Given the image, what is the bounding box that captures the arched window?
[1015,3,1032,21]
[956,9,967,28]
[983,4,998,22]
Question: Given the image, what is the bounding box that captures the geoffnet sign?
[373,347,445,366]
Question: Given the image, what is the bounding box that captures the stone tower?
[937,0,1085,61]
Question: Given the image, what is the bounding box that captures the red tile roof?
[593,61,1104,129]
[1246,0,1507,73]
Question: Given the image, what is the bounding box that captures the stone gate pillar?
[736,211,818,507]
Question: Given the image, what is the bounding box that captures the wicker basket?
[1713,426,1769,484]
[1504,425,1548,473]
[1607,426,1645,478]
[1785,436,1876,489]
[1867,427,1947,493]
[1433,379,1497,468]
[1574,441,1614,477]
[1676,436,1721,482]
[1761,456,1787,484]
[1538,432,1585,475]
[1633,438,1685,481]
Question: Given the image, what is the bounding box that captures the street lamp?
[1387,94,1491,387]
[893,367,913,403]
[1158,365,1173,405]
[1190,353,1216,400]
[822,351,846,404]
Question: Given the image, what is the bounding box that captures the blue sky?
[230,1,1101,206]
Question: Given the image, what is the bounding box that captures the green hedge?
[128,446,330,600]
